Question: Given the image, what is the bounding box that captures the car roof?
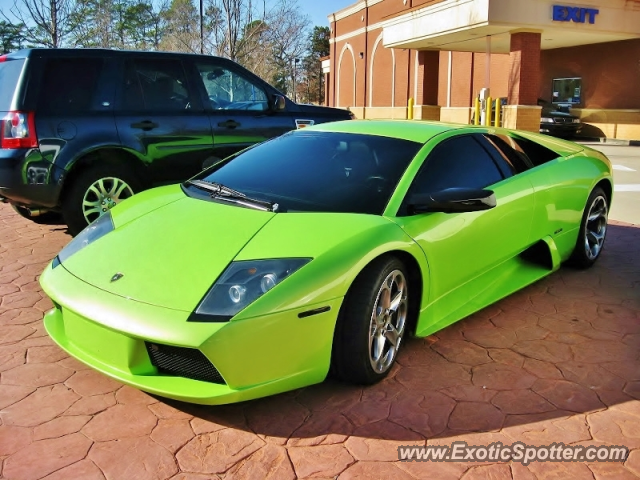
[4,48,228,62]
[307,119,461,143]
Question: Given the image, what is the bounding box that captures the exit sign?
[553,5,599,24]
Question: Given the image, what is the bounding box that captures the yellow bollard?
[408,97,414,120]
[494,98,501,128]
[484,96,492,126]
[474,97,480,125]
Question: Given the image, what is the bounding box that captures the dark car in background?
[477,98,583,139]
[0,49,352,234]
[538,99,582,138]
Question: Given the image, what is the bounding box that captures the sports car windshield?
[186,131,422,214]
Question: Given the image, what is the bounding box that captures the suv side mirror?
[407,188,496,214]
[270,94,286,112]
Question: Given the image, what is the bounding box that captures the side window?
[121,59,193,112]
[483,134,532,175]
[512,135,560,166]
[37,58,104,114]
[410,135,503,194]
[195,63,268,111]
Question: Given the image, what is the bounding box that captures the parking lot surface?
[0,201,639,479]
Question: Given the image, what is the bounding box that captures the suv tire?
[63,164,141,235]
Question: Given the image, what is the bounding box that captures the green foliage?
[309,25,329,58]
[298,25,329,104]
[0,21,26,54]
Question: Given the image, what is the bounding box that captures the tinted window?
[196,63,268,111]
[123,59,193,112]
[121,60,144,110]
[410,135,503,194]
[483,134,531,174]
[188,131,422,214]
[512,136,559,166]
[37,58,103,114]
[0,58,24,110]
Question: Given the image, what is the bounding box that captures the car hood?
[61,194,276,312]
[59,188,407,314]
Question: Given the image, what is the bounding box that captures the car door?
[190,59,296,160]
[393,132,535,327]
[114,56,214,185]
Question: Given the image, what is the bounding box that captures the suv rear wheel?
[63,164,141,235]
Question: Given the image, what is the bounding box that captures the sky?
[0,0,352,29]
[301,0,350,27]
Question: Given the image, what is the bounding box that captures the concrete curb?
[579,138,640,147]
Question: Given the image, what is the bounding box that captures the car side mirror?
[270,94,286,112]
[407,188,496,214]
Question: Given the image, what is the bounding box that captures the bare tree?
[203,0,308,96]
[5,0,84,47]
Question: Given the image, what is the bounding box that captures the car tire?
[63,164,141,236]
[331,256,410,384]
[567,186,609,269]
[11,205,62,225]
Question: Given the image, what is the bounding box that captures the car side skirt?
[415,235,564,338]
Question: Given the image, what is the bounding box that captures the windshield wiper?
[186,179,279,212]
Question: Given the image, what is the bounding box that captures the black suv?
[0,49,352,234]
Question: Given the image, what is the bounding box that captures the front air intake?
[146,342,225,384]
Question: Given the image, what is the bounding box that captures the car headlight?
[189,258,311,322]
[572,118,581,124]
[541,117,555,123]
[52,212,114,268]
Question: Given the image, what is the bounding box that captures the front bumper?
[40,262,341,405]
[540,123,582,137]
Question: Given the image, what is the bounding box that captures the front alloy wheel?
[331,256,411,384]
[369,269,407,374]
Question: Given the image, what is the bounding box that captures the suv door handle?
[131,120,159,131]
[218,120,240,129]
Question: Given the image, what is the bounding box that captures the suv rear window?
[0,58,25,110]
[37,58,104,114]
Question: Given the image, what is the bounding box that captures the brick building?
[324,0,640,139]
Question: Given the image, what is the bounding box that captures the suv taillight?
[1,112,38,149]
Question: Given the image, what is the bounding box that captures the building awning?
[381,0,640,53]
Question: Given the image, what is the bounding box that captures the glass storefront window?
[552,77,582,105]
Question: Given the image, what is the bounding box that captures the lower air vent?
[146,342,225,384]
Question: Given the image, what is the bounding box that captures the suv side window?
[37,58,104,114]
[410,135,504,195]
[122,58,193,112]
[195,62,269,112]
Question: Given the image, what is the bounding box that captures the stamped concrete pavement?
[0,202,639,480]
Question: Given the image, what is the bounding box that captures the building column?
[413,50,441,120]
[321,56,332,107]
[503,31,542,132]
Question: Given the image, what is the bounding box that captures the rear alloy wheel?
[81,177,134,224]
[63,164,140,236]
[331,256,409,384]
[568,186,608,268]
